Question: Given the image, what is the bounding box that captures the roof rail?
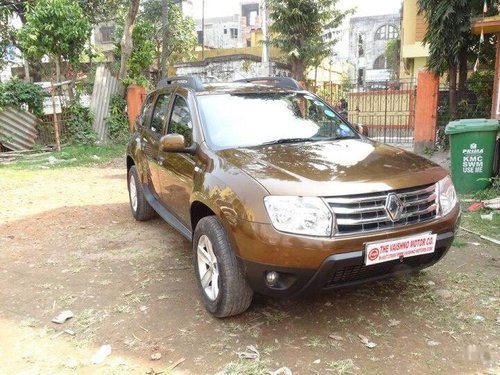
[234,77,303,90]
[156,76,204,91]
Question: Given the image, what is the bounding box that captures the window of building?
[230,28,238,39]
[357,34,365,57]
[375,25,399,40]
[373,55,387,69]
[224,28,227,35]
[100,26,115,44]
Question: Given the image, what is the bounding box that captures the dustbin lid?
[445,118,500,134]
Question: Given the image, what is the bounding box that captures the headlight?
[437,176,458,216]
[264,196,334,237]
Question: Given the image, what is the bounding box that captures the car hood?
[216,139,447,196]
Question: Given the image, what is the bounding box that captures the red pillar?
[491,32,500,119]
[127,85,146,131]
[414,69,439,153]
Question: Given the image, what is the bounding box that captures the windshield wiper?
[261,137,315,146]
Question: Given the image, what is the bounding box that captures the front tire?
[193,216,253,317]
[128,165,155,221]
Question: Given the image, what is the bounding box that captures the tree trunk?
[55,55,61,84]
[161,0,169,78]
[23,59,30,82]
[448,64,458,119]
[118,0,141,81]
[292,58,305,82]
[458,49,468,102]
[51,80,61,152]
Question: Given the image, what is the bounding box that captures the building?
[348,14,401,84]
[400,0,429,80]
[92,0,194,62]
[196,1,261,49]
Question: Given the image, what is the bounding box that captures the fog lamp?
[266,271,279,286]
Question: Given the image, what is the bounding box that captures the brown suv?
[126,76,460,317]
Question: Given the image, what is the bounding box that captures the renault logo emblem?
[385,193,403,222]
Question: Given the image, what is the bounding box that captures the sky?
[193,0,402,20]
[193,0,403,57]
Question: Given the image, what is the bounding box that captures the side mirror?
[160,134,197,154]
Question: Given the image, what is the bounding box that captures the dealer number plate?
[365,232,437,266]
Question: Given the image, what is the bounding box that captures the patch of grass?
[326,359,355,374]
[76,309,102,332]
[20,317,39,328]
[452,237,466,248]
[0,144,126,170]
[459,210,500,241]
[220,360,270,375]
[305,336,324,348]
[123,336,141,349]
[261,308,290,323]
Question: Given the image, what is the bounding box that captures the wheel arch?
[190,200,217,233]
[126,155,135,172]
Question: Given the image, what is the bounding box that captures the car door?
[156,94,195,227]
[142,92,172,196]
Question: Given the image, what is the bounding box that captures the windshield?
[197,92,358,149]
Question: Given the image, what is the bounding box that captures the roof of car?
[194,82,303,95]
[155,76,304,96]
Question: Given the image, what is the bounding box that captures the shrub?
[63,100,96,145]
[106,94,129,144]
[0,79,46,117]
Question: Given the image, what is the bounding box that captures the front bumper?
[239,231,454,297]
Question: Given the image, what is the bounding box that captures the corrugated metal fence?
[90,65,122,143]
[0,107,38,151]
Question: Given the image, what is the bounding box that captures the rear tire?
[128,165,155,221]
[193,216,253,317]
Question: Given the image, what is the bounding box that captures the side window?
[150,94,171,135]
[137,94,154,129]
[167,96,193,146]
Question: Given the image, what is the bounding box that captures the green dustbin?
[445,118,500,193]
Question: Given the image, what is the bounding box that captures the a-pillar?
[414,69,439,153]
[126,84,146,131]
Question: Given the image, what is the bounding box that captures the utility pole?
[201,0,205,60]
[261,0,271,76]
[161,0,169,78]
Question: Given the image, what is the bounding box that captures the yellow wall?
[194,46,284,61]
[400,0,430,79]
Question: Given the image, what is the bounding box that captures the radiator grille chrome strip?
[325,184,438,236]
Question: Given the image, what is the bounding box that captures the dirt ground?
[0,160,499,375]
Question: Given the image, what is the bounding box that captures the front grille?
[325,184,438,235]
[323,247,445,288]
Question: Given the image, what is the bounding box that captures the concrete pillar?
[126,85,146,131]
[491,32,500,119]
[414,69,439,153]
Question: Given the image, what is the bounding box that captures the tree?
[140,0,197,79]
[266,0,352,81]
[114,19,155,83]
[418,0,472,118]
[118,0,141,81]
[385,39,401,80]
[18,0,91,83]
[18,0,91,151]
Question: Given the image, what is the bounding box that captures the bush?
[106,94,129,144]
[0,78,46,117]
[63,100,96,145]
